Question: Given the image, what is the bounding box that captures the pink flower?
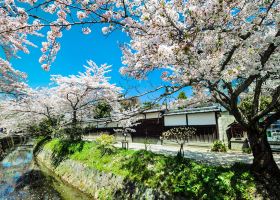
[41,64,50,71]
[39,55,47,63]
[101,27,110,34]
[57,10,67,19]
[82,27,91,34]
[77,11,87,20]
[5,0,14,4]
[41,42,48,53]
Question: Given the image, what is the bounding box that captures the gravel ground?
[114,142,280,167]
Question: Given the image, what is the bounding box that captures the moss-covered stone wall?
[36,149,169,200]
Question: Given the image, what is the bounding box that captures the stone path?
[114,142,280,167]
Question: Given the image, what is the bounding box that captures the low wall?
[36,150,170,200]
[0,135,28,160]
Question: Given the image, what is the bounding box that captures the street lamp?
[124,133,127,141]
[122,132,128,150]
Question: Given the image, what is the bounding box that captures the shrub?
[211,140,227,152]
[53,126,84,141]
[95,134,116,156]
[28,118,57,136]
[242,147,252,154]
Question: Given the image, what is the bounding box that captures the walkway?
[114,142,280,167]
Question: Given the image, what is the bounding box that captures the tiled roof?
[163,106,221,116]
[142,108,165,113]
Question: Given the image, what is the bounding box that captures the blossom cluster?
[1,0,279,129]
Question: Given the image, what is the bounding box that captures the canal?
[0,141,92,200]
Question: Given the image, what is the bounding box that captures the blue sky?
[9,24,191,102]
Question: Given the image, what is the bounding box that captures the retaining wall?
[36,149,172,200]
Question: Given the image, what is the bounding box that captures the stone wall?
[36,150,171,200]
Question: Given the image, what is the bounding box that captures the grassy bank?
[41,138,258,199]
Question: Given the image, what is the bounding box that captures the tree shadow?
[33,136,85,168]
[13,169,62,199]
[121,150,156,182]
[252,170,280,200]
[50,140,85,168]
[15,169,47,190]
[120,150,194,197]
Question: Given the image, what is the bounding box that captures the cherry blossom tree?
[0,59,138,140]
[118,0,280,181]
[1,0,280,182]
[162,127,196,157]
[0,87,62,133]
[50,60,122,129]
[112,104,140,134]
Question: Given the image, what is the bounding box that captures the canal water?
[0,142,92,200]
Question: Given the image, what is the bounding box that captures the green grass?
[43,139,257,199]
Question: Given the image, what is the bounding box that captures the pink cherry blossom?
[77,11,87,20]
[82,27,91,34]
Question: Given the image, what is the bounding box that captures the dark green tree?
[239,95,272,119]
[177,91,188,109]
[142,101,160,109]
[178,91,187,100]
[27,117,58,136]
[94,101,112,119]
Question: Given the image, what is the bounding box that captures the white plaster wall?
[138,114,145,119]
[96,122,106,128]
[81,121,98,128]
[188,112,216,125]
[97,121,118,128]
[145,112,161,119]
[164,115,187,126]
[106,121,119,128]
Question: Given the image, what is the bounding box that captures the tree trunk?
[69,110,79,141]
[72,110,77,127]
[247,128,280,197]
[247,128,280,180]
[179,143,184,157]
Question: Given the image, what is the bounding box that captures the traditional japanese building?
[82,105,280,151]
[83,106,233,145]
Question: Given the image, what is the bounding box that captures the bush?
[53,126,84,141]
[242,147,252,154]
[28,118,57,136]
[95,134,116,155]
[211,140,227,152]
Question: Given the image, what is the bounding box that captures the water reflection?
[0,143,92,200]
